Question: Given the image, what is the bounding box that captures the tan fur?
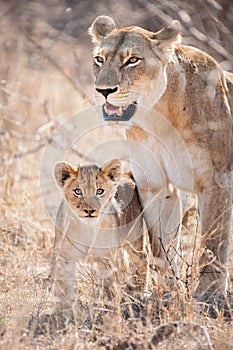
[89,16,233,296]
[51,160,148,310]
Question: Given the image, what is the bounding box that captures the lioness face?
[54,160,120,218]
[89,16,181,121]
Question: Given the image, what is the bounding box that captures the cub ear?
[89,15,116,45]
[150,20,181,60]
[102,159,121,182]
[54,162,78,188]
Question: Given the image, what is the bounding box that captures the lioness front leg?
[196,177,232,296]
[143,190,182,285]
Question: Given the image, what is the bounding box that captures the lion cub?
[51,159,148,310]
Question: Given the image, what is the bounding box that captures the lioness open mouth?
[103,102,137,121]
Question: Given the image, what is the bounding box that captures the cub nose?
[84,209,96,216]
[96,87,118,99]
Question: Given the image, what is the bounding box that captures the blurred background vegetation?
[0,1,232,348]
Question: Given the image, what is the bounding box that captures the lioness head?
[54,160,121,218]
[89,16,181,121]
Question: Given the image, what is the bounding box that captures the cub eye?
[96,188,105,197]
[73,188,83,197]
[125,56,141,67]
[94,56,105,66]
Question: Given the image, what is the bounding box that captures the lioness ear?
[54,162,78,188]
[152,20,181,42]
[89,16,116,44]
[102,159,121,182]
[150,20,181,60]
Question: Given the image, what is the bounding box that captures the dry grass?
[0,1,233,349]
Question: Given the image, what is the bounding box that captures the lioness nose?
[96,87,118,98]
[84,209,96,216]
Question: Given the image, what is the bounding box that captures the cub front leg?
[50,253,76,310]
[196,175,232,296]
[50,229,77,312]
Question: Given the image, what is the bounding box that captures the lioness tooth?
[118,107,123,116]
[104,104,110,114]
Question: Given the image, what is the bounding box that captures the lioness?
[89,16,233,297]
[51,159,148,310]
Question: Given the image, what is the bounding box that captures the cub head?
[54,159,121,218]
[89,16,181,121]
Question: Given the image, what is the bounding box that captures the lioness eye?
[125,56,141,67]
[73,188,83,197]
[96,188,105,197]
[94,56,104,66]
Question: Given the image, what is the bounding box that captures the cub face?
[54,159,121,218]
[89,15,181,120]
